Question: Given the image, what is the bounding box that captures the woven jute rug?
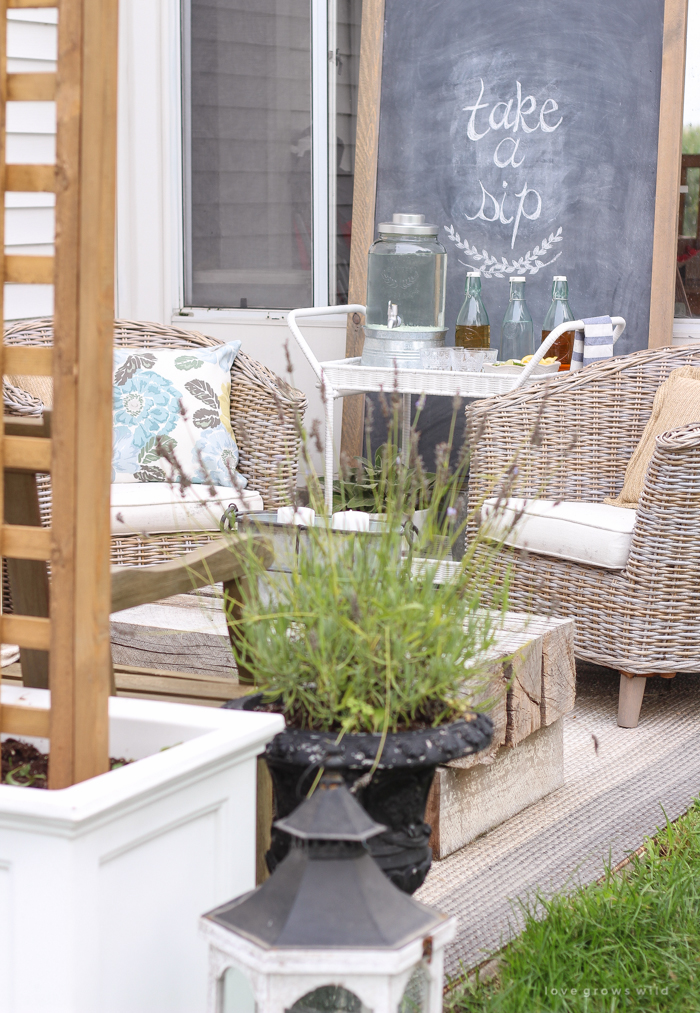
[416,665,700,977]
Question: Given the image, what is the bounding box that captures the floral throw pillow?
[112,343,246,488]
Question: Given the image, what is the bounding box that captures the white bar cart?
[287,306,626,512]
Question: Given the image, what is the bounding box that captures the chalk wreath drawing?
[444,224,563,279]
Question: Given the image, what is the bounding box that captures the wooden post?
[339,0,385,465]
[49,0,119,787]
[0,0,7,708]
[0,0,6,724]
[649,0,689,348]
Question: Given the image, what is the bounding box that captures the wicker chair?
[3,318,307,567]
[466,344,700,727]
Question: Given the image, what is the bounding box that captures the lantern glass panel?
[398,964,429,1013]
[219,966,256,1013]
[287,985,371,1013]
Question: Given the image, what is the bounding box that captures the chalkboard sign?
[340,0,687,460]
[375,0,670,355]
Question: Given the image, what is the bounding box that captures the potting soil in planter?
[224,695,493,894]
[1,737,131,788]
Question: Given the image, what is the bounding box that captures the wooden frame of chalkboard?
[340,0,688,462]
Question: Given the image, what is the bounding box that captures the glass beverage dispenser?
[361,213,447,368]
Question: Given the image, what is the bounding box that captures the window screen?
[187,0,312,309]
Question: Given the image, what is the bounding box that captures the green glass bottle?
[455,272,490,348]
[500,276,534,361]
[542,276,576,369]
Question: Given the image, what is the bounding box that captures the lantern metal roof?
[203,777,445,951]
[273,773,386,841]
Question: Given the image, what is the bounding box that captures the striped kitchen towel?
[570,316,614,372]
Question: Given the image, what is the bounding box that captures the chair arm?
[230,350,308,509]
[110,533,273,613]
[624,422,700,588]
[465,353,670,523]
[3,378,44,417]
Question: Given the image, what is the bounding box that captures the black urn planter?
[225,695,493,894]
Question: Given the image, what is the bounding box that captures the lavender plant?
[225,388,519,734]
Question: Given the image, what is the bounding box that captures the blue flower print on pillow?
[113,370,181,449]
[192,426,246,488]
[112,344,243,486]
[112,424,139,480]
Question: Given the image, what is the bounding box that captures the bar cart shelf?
[287,306,625,510]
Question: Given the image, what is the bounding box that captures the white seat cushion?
[110,483,263,535]
[482,498,637,570]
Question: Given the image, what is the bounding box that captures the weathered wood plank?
[447,662,507,770]
[110,535,271,613]
[113,663,238,686]
[427,610,575,858]
[110,622,237,678]
[428,719,565,860]
[114,669,241,701]
[505,636,543,747]
[541,616,576,725]
[2,660,248,708]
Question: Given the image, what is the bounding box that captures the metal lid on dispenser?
[377,213,439,237]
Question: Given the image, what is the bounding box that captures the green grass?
[446,801,700,1012]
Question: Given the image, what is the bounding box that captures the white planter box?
[0,685,283,1013]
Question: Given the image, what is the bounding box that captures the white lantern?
[200,774,456,1013]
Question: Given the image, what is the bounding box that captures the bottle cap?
[377,213,439,237]
[553,275,567,281]
[467,271,480,277]
[510,276,526,282]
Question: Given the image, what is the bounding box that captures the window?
[184,0,362,312]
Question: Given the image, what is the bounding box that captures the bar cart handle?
[515,316,626,388]
[287,305,367,385]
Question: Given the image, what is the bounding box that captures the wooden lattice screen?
[0,0,118,788]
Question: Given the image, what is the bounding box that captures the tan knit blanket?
[606,366,700,508]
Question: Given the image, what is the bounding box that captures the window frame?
[179,0,333,314]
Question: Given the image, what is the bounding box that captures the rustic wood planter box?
[0,686,282,1013]
[426,613,575,859]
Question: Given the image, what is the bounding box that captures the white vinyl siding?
[5,9,57,320]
